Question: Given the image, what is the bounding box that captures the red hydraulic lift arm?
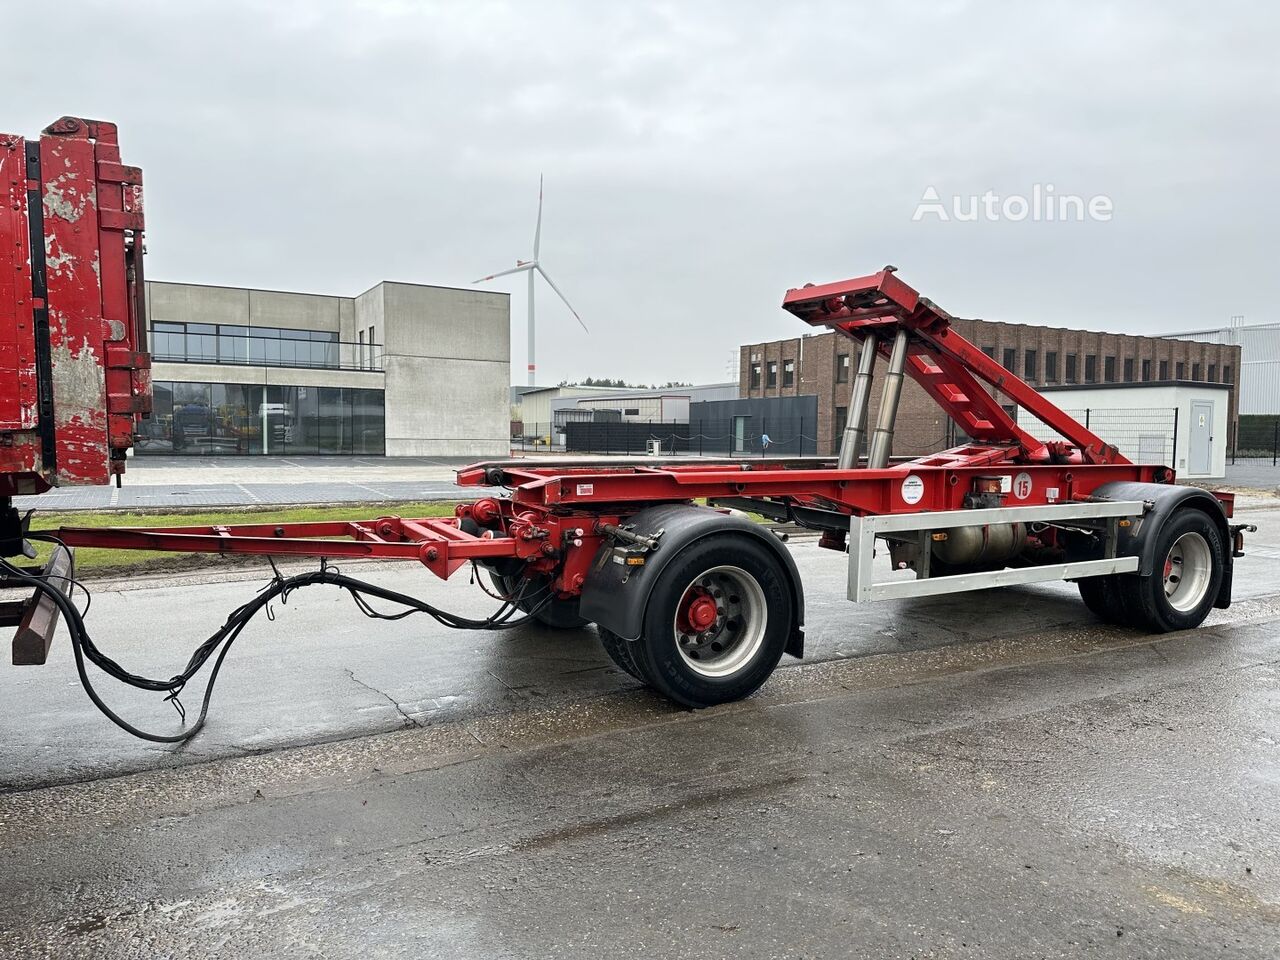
[781,269,1129,465]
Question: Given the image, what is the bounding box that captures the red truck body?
[0,117,149,496]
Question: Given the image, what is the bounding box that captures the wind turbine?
[475,176,588,387]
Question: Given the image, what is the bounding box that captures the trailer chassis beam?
[847,500,1146,602]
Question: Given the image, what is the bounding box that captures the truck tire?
[1116,508,1225,633]
[1077,575,1129,625]
[631,533,791,708]
[494,572,589,630]
[597,627,644,680]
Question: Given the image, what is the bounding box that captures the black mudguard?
[1090,481,1234,609]
[579,503,806,658]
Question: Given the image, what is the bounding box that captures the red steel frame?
[0,117,150,496]
[55,268,1182,599]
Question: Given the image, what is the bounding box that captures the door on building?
[732,416,749,454]
[1189,399,1214,475]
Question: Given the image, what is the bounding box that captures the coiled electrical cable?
[1,538,554,744]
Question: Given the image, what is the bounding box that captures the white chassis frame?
[848,500,1147,603]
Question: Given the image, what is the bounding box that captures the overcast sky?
[13,1,1276,385]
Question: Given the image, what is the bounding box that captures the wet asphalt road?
[0,502,1277,956]
[12,456,497,511]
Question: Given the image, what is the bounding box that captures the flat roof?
[744,320,1242,348]
[148,278,510,300]
[1038,379,1231,392]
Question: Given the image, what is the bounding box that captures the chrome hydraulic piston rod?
[867,329,910,468]
[837,335,879,469]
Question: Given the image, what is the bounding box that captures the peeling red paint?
[0,136,39,438]
[0,117,150,495]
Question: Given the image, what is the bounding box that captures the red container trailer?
[0,119,1254,740]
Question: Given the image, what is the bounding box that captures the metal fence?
[512,419,820,456]
[511,408,1197,463]
[1233,416,1280,464]
[1016,407,1178,465]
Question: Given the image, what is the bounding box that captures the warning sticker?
[900,474,925,505]
[576,483,594,496]
[1012,471,1033,500]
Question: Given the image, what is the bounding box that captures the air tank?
[931,522,1027,568]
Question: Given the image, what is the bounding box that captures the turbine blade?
[535,264,588,333]
[473,263,534,284]
[533,174,544,258]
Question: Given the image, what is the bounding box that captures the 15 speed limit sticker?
[900,474,925,505]
[1012,472,1033,500]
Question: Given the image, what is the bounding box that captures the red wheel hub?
[679,591,719,633]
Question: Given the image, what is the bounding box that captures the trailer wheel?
[633,534,791,708]
[1118,508,1225,633]
[597,627,644,680]
[1077,575,1128,624]
[494,572,589,630]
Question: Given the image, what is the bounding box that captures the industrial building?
[740,320,1241,459]
[548,383,738,426]
[1015,382,1230,479]
[688,396,820,456]
[1174,319,1280,414]
[512,383,739,448]
[512,383,737,426]
[143,280,512,457]
[510,385,621,427]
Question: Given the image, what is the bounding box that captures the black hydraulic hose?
[1,548,553,744]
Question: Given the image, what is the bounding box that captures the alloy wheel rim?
[672,565,767,679]
[1163,531,1213,614]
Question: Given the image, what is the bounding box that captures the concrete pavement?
[1225,459,1280,491]
[13,456,497,511]
[0,501,1277,956]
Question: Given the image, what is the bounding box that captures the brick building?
[739,320,1241,457]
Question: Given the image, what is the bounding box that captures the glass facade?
[138,381,385,456]
[150,322,380,371]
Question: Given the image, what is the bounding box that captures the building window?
[981,346,995,360]
[1103,356,1116,382]
[1002,348,1016,371]
[834,405,848,445]
[1176,361,1185,379]
[1159,359,1169,380]
[140,380,385,456]
[766,361,777,388]
[1123,358,1134,382]
[1045,351,1058,382]
[1208,363,1217,382]
[1065,354,1078,383]
[782,359,795,388]
[1224,364,1233,383]
[1141,359,1151,381]
[149,321,355,370]
[749,363,761,389]
[1192,362,1201,380]
[623,407,640,416]
[1024,349,1037,381]
[836,354,849,383]
[1085,355,1097,383]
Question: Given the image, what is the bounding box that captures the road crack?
[344,669,421,728]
